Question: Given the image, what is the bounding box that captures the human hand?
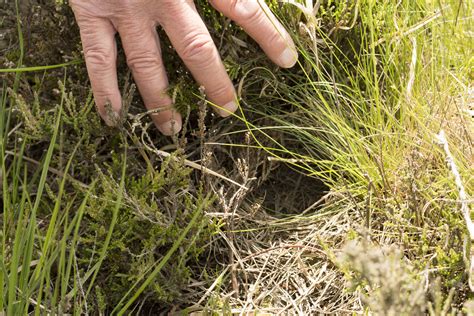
[70,0,298,135]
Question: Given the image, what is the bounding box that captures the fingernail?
[158,119,182,136]
[278,47,298,68]
[101,98,123,127]
[219,101,238,117]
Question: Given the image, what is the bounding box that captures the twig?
[238,244,327,264]
[125,128,249,190]
[406,37,417,102]
[436,130,473,238]
[267,156,311,163]
[436,130,474,291]
[150,146,248,191]
[194,266,230,306]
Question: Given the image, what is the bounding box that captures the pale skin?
[71,0,298,135]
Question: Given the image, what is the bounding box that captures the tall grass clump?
[214,0,473,312]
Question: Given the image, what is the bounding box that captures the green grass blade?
[0,60,84,73]
[33,134,84,315]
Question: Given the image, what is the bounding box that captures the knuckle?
[207,82,233,100]
[84,46,115,70]
[180,32,216,64]
[126,52,163,76]
[69,1,99,19]
[227,0,241,13]
[241,7,263,24]
[93,89,112,99]
[120,0,143,12]
[230,0,263,23]
[267,29,283,46]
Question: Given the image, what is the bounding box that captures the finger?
[71,6,121,126]
[209,0,298,68]
[161,3,237,117]
[117,20,182,135]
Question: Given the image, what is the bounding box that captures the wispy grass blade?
[0,60,84,73]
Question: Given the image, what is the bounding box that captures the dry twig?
[436,130,474,291]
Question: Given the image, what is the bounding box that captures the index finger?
[209,0,298,68]
[70,3,122,125]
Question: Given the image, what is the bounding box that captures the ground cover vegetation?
[0,0,473,314]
